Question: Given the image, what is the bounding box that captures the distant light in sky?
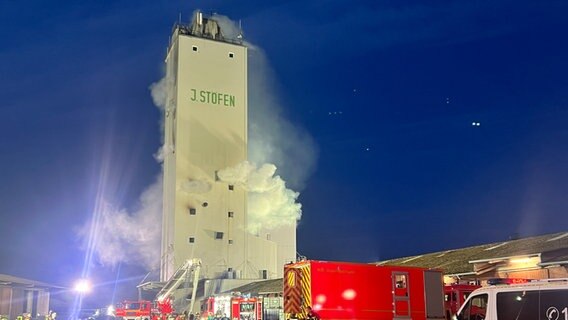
[446,97,450,104]
[365,147,371,151]
[472,122,481,126]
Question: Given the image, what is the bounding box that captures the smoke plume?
[218,161,302,234]
[77,176,163,270]
[214,12,318,190]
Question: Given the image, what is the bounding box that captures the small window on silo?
[228,211,234,218]
[228,185,234,191]
[192,45,198,52]
[228,240,233,245]
[189,208,196,215]
[228,52,234,58]
[215,232,224,240]
[188,237,195,244]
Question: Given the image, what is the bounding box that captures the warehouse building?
[228,231,568,296]
[377,231,568,284]
[0,274,61,320]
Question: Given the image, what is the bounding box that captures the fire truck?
[114,299,175,320]
[114,259,202,320]
[200,294,262,320]
[443,284,480,319]
[283,260,445,320]
[114,300,153,320]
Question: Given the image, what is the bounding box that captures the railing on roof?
[170,11,244,47]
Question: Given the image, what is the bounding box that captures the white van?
[454,278,568,320]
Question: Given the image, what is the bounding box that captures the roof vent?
[484,242,508,251]
[402,255,423,263]
[547,233,568,242]
[436,250,453,257]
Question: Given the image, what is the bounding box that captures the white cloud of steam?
[78,176,163,270]
[208,12,318,190]
[247,42,318,191]
[149,76,169,110]
[218,161,301,234]
[216,161,255,184]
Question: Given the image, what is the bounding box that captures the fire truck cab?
[114,300,153,320]
[444,284,480,320]
[200,294,262,320]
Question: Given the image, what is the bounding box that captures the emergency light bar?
[487,278,532,285]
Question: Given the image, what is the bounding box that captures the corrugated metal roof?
[228,279,283,296]
[376,231,568,275]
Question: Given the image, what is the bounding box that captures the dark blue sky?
[1,0,568,308]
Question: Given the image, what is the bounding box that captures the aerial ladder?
[155,258,202,317]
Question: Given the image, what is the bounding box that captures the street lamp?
[73,279,92,294]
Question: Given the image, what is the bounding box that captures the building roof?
[376,231,568,275]
[0,274,63,289]
[228,279,283,296]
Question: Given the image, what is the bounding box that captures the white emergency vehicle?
[454,278,568,320]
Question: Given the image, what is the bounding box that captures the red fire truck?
[114,299,175,320]
[200,294,262,320]
[283,260,445,320]
[443,284,480,319]
[114,300,153,320]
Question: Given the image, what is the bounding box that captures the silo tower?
[160,11,291,288]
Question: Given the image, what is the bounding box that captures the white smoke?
[78,176,163,270]
[212,12,318,190]
[211,13,315,232]
[149,76,169,111]
[76,72,170,270]
[247,42,317,191]
[218,161,301,234]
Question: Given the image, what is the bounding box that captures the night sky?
[1,0,568,309]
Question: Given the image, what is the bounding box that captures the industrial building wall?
[0,287,12,318]
[0,286,51,319]
[262,225,296,277]
[162,29,281,280]
[160,29,179,281]
[10,288,24,319]
[36,291,49,317]
[548,266,568,278]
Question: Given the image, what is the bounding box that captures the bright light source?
[342,289,357,300]
[510,257,531,264]
[73,279,92,294]
[106,305,116,316]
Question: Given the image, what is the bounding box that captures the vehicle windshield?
[457,294,488,320]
